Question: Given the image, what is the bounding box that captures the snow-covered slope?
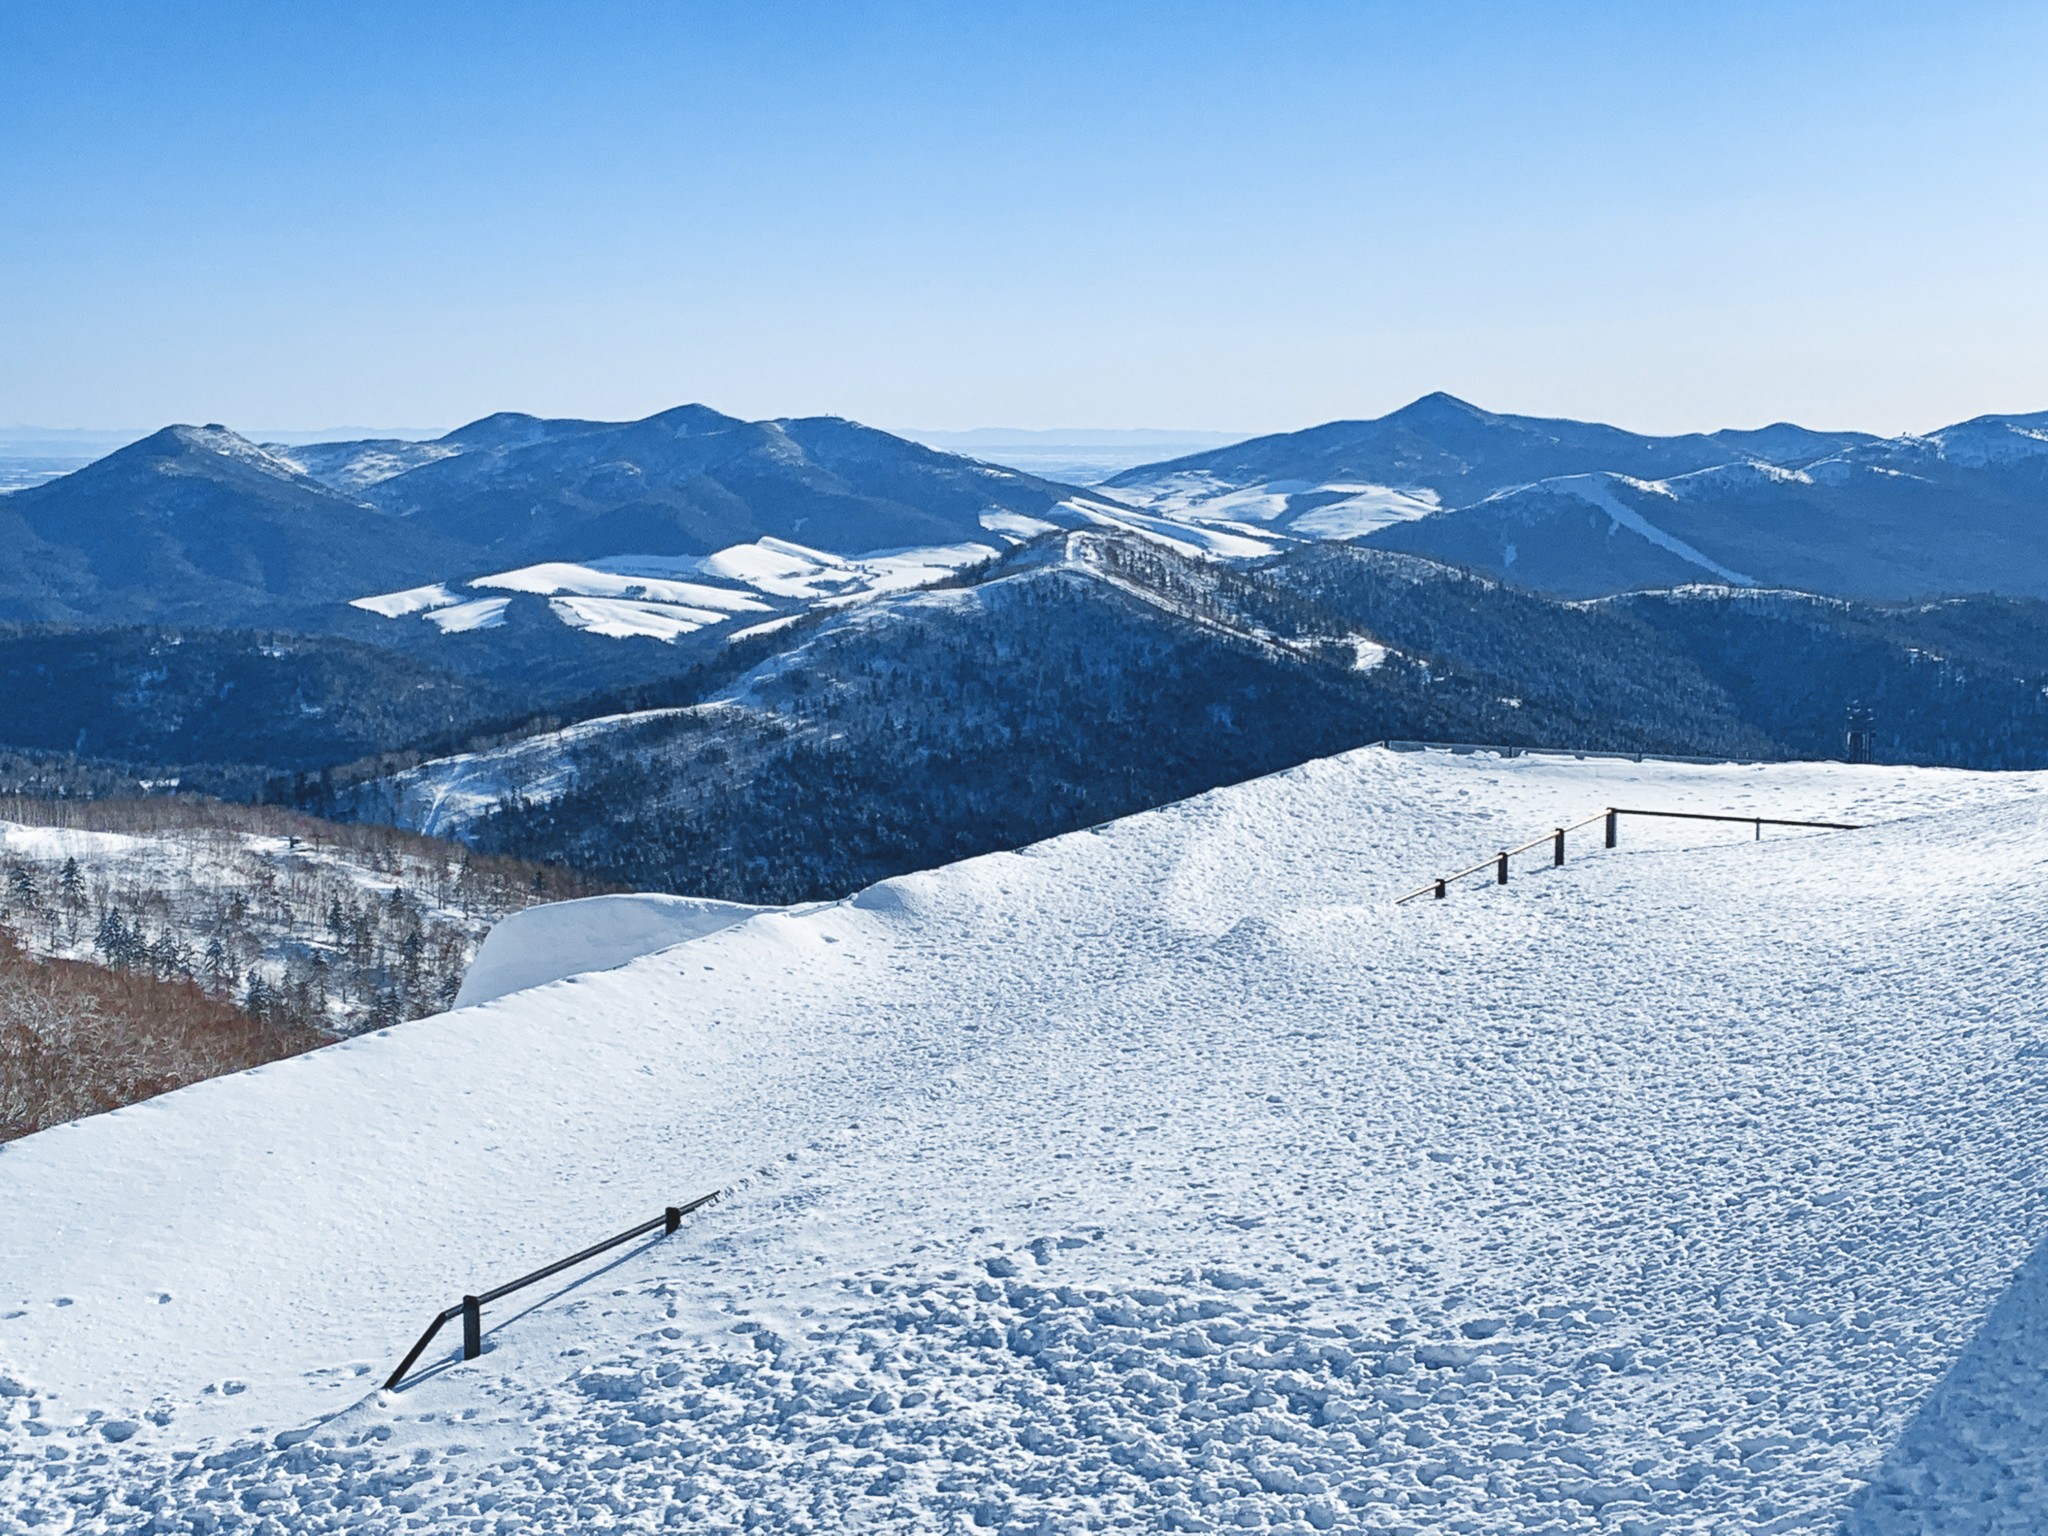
[0,807,598,1037]
[1103,395,2048,601]
[348,537,1001,650]
[5,748,2047,1531]
[1101,392,1869,533]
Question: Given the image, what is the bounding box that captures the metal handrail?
[1396,806,1861,905]
[1604,807,1861,830]
[384,1190,721,1390]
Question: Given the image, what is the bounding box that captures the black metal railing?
[384,1190,721,1390]
[1396,806,1862,905]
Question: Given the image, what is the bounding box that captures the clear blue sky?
[4,1,2045,437]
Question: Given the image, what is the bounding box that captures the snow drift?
[452,892,771,1008]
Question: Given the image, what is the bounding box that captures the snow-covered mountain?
[331,532,2048,905]
[1366,422,2048,599]
[0,425,456,625]
[273,404,1140,565]
[6,746,2046,1529]
[1102,392,1872,539]
[1107,394,2048,601]
[0,408,1140,628]
[20,394,2048,645]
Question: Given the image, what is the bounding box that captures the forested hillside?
[0,799,619,1137]
[355,534,2048,904]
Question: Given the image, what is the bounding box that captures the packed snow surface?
[6,748,2048,1532]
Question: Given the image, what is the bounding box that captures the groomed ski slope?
[5,746,2048,1533]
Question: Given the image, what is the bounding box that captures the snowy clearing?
[348,538,998,649]
[1108,473,1442,541]
[4,747,2047,1532]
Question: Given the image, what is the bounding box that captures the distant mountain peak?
[1383,390,1491,423]
[104,423,314,482]
[640,403,746,436]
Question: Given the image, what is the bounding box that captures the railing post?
[1605,809,1617,848]
[664,1206,682,1234]
[1754,817,1760,841]
[462,1295,482,1361]
[1553,828,1565,866]
[1433,878,1446,899]
[1496,852,1508,885]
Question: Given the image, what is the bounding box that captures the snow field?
[346,537,999,649]
[5,748,2048,1532]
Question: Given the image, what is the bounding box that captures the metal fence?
[1396,806,1861,905]
[384,1190,722,1390]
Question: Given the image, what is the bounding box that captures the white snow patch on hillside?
[692,538,864,598]
[1109,472,1441,540]
[548,596,730,641]
[1663,459,1816,495]
[349,583,460,618]
[474,562,772,612]
[979,509,1062,540]
[0,824,152,861]
[347,539,1000,647]
[1104,469,1258,517]
[10,751,2048,1531]
[1288,483,1441,537]
[1065,498,1280,559]
[724,613,808,643]
[350,708,688,837]
[423,596,511,633]
[1521,473,1758,585]
[454,893,774,1007]
[265,440,462,491]
[179,427,319,483]
[822,542,999,602]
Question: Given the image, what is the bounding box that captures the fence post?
[462,1295,482,1361]
[1496,852,1508,885]
[1433,879,1446,900]
[1754,817,1760,841]
[1605,809,1617,848]
[1553,828,1565,866]
[664,1206,682,1234]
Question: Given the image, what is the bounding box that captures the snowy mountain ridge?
[1110,393,2048,600]
[344,530,1383,838]
[18,392,2048,643]
[0,407,1133,628]
[330,530,2048,910]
